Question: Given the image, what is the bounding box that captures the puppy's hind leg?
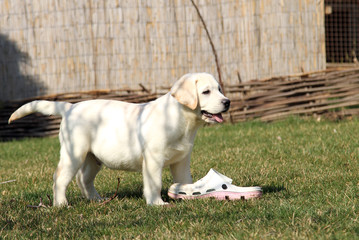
[53,146,87,207]
[76,153,102,202]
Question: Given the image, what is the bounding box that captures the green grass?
[1,117,359,239]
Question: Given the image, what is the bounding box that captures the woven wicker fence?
[2,67,359,140]
[227,67,359,122]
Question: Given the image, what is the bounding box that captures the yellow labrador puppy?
[9,73,230,206]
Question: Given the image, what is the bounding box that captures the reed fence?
[0,0,325,101]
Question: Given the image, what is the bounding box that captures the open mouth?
[201,111,224,123]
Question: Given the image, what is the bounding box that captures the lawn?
[1,117,359,239]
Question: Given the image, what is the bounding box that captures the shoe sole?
[168,190,262,201]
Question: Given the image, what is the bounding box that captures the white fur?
[9,73,229,206]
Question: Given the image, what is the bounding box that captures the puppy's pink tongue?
[213,114,223,123]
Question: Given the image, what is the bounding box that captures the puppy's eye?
[219,87,223,93]
[202,90,211,95]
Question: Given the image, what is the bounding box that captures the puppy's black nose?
[222,99,231,111]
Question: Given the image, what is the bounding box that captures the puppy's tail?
[8,100,72,124]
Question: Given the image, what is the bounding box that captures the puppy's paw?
[147,198,168,206]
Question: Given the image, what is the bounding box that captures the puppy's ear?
[171,74,198,110]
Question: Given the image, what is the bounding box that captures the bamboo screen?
[0,0,325,101]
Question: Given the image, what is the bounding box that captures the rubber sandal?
[168,168,262,200]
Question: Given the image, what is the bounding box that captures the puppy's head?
[171,73,230,123]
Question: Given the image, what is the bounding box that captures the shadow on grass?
[15,185,285,207]
[261,184,286,195]
[115,190,143,200]
[112,185,288,202]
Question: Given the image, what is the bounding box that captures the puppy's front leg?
[142,154,167,205]
[170,154,193,184]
